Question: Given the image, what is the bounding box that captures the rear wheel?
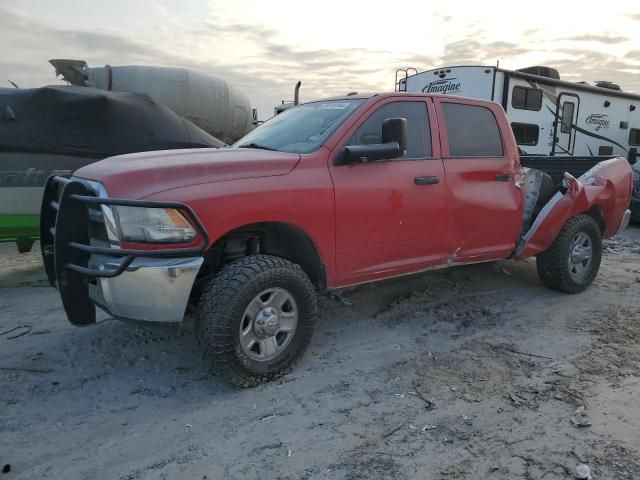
[536,214,602,293]
[196,255,317,387]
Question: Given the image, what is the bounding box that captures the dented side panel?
[516,157,632,259]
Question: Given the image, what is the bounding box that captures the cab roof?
[304,91,499,106]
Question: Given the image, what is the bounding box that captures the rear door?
[435,99,524,261]
[553,93,579,155]
[329,98,448,286]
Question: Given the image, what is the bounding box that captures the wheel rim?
[239,287,298,362]
[567,232,593,282]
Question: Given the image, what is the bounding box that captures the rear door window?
[560,102,575,133]
[349,101,431,158]
[442,103,504,157]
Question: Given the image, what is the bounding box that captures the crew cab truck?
[40,92,633,387]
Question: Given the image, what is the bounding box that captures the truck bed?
[520,156,613,184]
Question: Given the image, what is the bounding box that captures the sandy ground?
[1,229,639,480]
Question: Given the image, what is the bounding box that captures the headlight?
[111,206,197,244]
[634,171,640,196]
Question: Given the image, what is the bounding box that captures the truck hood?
[75,148,301,198]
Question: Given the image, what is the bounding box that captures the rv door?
[553,93,579,155]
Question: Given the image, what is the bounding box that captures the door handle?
[414,176,440,185]
[495,174,512,182]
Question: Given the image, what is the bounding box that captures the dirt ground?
[1,228,639,480]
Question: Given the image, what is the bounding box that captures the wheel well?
[583,205,605,233]
[199,222,327,292]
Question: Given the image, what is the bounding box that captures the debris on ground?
[411,380,434,410]
[0,325,32,339]
[330,293,353,306]
[571,406,592,428]
[382,424,405,438]
[508,392,524,407]
[575,464,592,479]
[0,366,52,374]
[492,344,553,360]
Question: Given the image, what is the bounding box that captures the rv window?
[349,101,432,158]
[442,103,504,157]
[512,86,542,111]
[511,122,539,146]
[629,128,640,146]
[560,102,575,133]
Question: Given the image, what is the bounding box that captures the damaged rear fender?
[515,157,632,259]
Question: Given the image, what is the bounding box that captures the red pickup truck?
[41,92,633,386]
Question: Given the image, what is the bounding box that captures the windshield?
[233,99,365,154]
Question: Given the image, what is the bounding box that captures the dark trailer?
[0,85,224,252]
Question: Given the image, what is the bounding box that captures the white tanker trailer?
[49,59,255,144]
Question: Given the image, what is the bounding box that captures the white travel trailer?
[396,66,640,157]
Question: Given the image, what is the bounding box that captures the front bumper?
[40,176,208,326]
[617,209,632,235]
[89,256,203,322]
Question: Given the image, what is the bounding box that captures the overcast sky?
[1,0,639,118]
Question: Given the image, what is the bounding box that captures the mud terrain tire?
[196,255,317,387]
[536,214,602,293]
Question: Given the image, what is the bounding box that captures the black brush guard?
[40,176,209,326]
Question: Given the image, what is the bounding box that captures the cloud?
[1,4,639,120]
[434,12,452,22]
[560,33,628,44]
[0,8,158,59]
[438,40,530,65]
[192,21,278,42]
[537,48,640,90]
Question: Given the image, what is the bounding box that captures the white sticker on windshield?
[318,102,350,110]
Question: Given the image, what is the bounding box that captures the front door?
[554,93,579,155]
[435,99,524,261]
[329,98,449,286]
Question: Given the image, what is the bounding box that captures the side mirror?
[628,147,638,165]
[382,117,408,154]
[334,117,408,165]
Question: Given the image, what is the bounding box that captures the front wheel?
[536,214,602,293]
[196,255,317,387]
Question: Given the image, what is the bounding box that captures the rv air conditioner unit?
[595,81,622,91]
[516,66,560,80]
